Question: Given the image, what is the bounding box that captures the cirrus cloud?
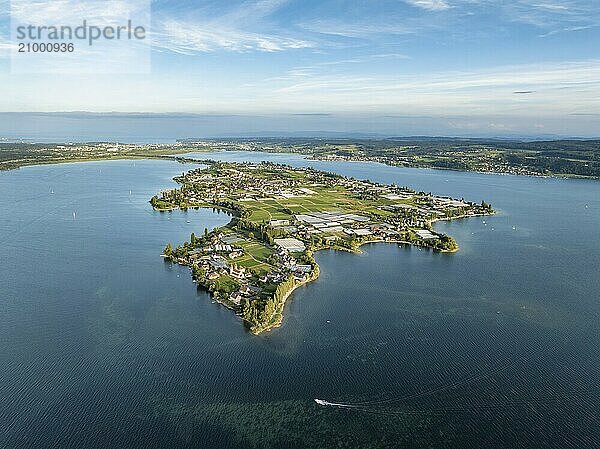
[405,0,450,11]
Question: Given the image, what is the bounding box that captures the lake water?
[1,153,599,449]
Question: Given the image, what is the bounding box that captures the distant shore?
[2,141,599,180]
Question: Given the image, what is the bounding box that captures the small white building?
[415,229,440,240]
[229,291,242,304]
[274,238,306,252]
[270,219,291,227]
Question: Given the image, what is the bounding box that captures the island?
[152,160,495,334]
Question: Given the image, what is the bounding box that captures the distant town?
[153,160,494,334]
[178,138,600,179]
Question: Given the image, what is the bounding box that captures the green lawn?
[213,275,240,295]
[241,242,273,261]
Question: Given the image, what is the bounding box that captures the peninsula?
[152,160,494,334]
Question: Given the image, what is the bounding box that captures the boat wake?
[312,355,594,418]
[314,399,356,408]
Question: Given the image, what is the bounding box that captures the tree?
[163,243,173,256]
[192,264,206,282]
[190,232,196,245]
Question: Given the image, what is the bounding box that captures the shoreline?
[1,151,598,181]
[247,270,318,335]
[305,155,600,181]
[0,153,190,171]
[239,232,471,335]
[164,206,489,335]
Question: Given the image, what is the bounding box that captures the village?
[153,161,494,333]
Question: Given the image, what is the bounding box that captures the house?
[229,291,242,305]
[294,272,307,282]
[249,285,262,295]
[239,284,251,295]
[270,219,291,227]
[323,236,338,245]
[229,264,247,280]
[295,264,312,273]
[209,256,228,269]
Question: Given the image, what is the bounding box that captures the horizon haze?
[1,0,599,137]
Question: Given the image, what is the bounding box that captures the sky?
[0,0,599,137]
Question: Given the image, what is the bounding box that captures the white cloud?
[151,0,312,54]
[300,0,600,42]
[10,0,149,25]
[405,0,451,11]
[300,19,420,38]
[483,0,600,29]
[153,19,312,53]
[0,0,8,15]
[533,3,569,11]
[258,59,600,116]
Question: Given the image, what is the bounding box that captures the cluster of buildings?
[225,238,315,305]
[295,211,369,234]
[178,165,314,204]
[173,229,316,307]
[284,212,401,242]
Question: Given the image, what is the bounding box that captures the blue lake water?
[1,153,599,448]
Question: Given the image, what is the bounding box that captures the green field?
[240,188,408,225]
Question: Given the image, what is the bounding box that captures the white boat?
[314,399,353,408]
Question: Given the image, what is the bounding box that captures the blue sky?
[0,0,599,137]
